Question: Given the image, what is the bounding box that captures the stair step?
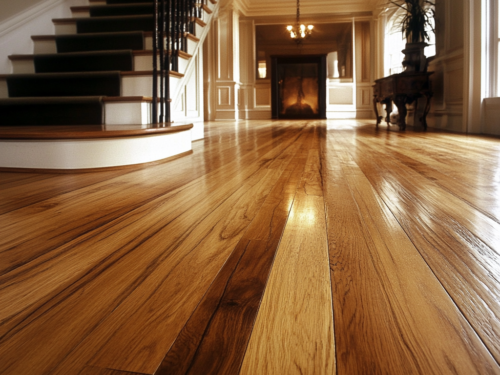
[71,3,212,18]
[0,97,104,125]
[87,0,217,6]
[32,32,199,55]
[32,31,144,53]
[53,15,206,40]
[4,72,122,98]
[10,50,133,74]
[72,3,156,18]
[0,96,172,126]
[0,71,183,99]
[53,15,156,35]
[9,50,191,74]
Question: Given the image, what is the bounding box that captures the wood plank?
[155,148,307,375]
[46,127,308,374]
[83,146,305,374]
[0,122,305,374]
[0,122,303,276]
[337,131,500,364]
[240,131,335,374]
[326,139,499,374]
[2,120,500,375]
[79,366,148,375]
[239,191,335,375]
[0,169,132,215]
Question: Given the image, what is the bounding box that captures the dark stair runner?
[6,72,121,97]
[89,3,155,17]
[1,0,203,126]
[55,31,144,53]
[34,50,134,73]
[0,97,103,126]
[76,15,155,34]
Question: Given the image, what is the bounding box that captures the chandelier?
[286,0,313,44]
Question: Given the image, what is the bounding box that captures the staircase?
[0,0,217,170]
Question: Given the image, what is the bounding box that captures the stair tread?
[0,96,104,104]
[0,96,165,103]
[32,31,197,41]
[32,31,144,40]
[10,50,192,60]
[1,71,183,78]
[5,0,208,127]
[72,3,157,10]
[53,14,155,22]
[0,123,194,139]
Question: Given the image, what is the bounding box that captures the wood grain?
[0,122,302,373]
[337,128,500,364]
[240,191,335,375]
[155,139,308,375]
[323,138,499,374]
[240,129,335,375]
[2,120,500,375]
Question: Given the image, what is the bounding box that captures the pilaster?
[213,5,241,120]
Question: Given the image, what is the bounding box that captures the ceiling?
[232,0,387,18]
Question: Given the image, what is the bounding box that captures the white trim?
[0,0,64,37]
[0,131,192,170]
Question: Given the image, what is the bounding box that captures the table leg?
[394,96,407,131]
[373,97,382,128]
[384,100,392,127]
[421,92,432,130]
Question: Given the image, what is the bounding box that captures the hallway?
[1,119,500,374]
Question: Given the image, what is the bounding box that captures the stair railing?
[152,0,203,124]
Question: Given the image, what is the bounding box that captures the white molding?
[0,0,64,37]
[0,131,192,170]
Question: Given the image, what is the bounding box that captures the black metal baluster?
[173,0,179,72]
[152,0,159,124]
[159,0,165,123]
[166,0,171,123]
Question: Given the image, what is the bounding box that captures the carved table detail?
[373,72,433,130]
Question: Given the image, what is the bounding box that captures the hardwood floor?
[1,119,500,374]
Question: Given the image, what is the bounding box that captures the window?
[481,0,499,97]
[385,3,436,76]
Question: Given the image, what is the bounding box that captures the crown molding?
[247,12,373,24]
[242,0,374,17]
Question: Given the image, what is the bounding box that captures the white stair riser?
[71,10,90,17]
[33,36,197,56]
[122,75,179,97]
[11,55,188,75]
[134,54,188,73]
[0,75,180,99]
[105,101,172,125]
[194,22,204,37]
[54,23,77,35]
[0,130,192,169]
[105,102,151,125]
[0,80,7,98]
[33,40,57,54]
[144,36,197,55]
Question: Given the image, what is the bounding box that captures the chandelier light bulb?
[286,0,313,43]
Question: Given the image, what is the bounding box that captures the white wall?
[0,0,86,74]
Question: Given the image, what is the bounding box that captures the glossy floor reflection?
[1,119,500,375]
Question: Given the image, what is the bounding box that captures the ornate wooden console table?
[373,71,433,130]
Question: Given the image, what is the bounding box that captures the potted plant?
[390,0,435,72]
